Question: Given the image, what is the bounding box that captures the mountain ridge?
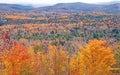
[0,2,119,14]
[33,2,120,14]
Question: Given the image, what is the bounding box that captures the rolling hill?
[0,2,119,14]
[0,4,34,13]
[34,2,120,14]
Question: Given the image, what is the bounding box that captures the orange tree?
[2,42,29,75]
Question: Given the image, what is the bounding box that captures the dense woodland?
[0,12,120,75]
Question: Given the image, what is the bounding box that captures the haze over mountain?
[34,2,120,14]
[0,4,34,13]
[97,1,120,5]
[0,1,119,14]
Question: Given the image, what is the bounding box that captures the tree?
[70,39,116,75]
[47,45,68,75]
[112,42,120,74]
[2,42,29,75]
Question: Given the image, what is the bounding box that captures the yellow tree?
[30,47,47,75]
[48,45,68,75]
[29,44,68,75]
[70,39,116,75]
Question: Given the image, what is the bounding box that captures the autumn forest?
[0,2,120,75]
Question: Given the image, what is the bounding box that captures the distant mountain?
[34,2,120,14]
[0,2,119,14]
[0,4,34,13]
[101,3,120,13]
[96,1,120,5]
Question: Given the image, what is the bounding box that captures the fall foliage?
[70,39,116,75]
[0,35,118,75]
[2,42,29,75]
[0,12,120,75]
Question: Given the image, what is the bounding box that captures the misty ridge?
[0,1,119,14]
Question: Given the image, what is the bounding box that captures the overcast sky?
[0,0,119,5]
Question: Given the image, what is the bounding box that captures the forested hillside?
[0,12,120,43]
[0,2,120,75]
